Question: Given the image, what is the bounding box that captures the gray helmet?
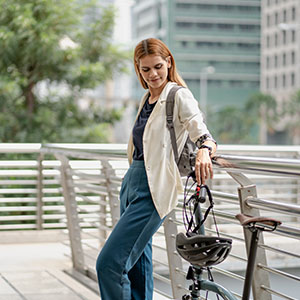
[176,232,232,267]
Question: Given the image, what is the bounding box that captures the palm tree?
[245,92,277,144]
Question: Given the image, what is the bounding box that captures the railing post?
[56,154,86,273]
[164,210,186,299]
[36,153,44,230]
[238,184,272,300]
[99,195,107,247]
[102,160,120,227]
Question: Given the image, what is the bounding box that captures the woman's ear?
[166,56,171,68]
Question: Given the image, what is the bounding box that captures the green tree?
[209,92,278,144]
[283,90,300,144]
[209,106,256,144]
[0,0,129,143]
[245,92,277,144]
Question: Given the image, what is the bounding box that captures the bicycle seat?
[236,213,281,229]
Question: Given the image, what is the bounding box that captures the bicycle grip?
[199,185,206,203]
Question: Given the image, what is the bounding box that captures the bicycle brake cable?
[183,173,197,235]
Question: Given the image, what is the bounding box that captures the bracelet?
[198,144,212,156]
[195,134,217,148]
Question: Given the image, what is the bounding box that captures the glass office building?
[132,0,261,113]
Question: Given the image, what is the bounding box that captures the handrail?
[0,144,299,300]
[213,155,300,177]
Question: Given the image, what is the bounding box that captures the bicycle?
[175,172,282,300]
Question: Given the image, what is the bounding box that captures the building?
[131,0,261,115]
[261,0,299,143]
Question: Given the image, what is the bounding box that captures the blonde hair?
[134,38,186,89]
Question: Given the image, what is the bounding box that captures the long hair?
[134,38,186,89]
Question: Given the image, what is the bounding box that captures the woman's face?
[139,55,171,91]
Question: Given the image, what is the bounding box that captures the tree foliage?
[0,0,129,142]
[282,90,300,143]
[209,92,277,144]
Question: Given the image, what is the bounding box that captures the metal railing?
[0,144,300,299]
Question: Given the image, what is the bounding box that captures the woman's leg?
[128,238,153,300]
[96,161,163,300]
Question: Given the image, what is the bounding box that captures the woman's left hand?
[194,148,213,185]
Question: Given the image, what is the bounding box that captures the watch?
[198,144,212,156]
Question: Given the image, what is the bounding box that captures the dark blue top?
[132,97,157,160]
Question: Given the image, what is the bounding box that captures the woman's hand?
[195,148,213,185]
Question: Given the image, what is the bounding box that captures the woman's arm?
[175,88,217,185]
[195,139,216,185]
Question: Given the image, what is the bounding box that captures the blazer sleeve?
[175,87,213,142]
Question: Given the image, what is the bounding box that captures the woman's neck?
[148,81,168,104]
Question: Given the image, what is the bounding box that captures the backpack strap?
[166,85,184,164]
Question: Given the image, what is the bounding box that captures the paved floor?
[0,230,169,300]
[0,235,99,300]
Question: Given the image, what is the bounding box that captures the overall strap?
[166,85,184,164]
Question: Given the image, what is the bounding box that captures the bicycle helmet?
[176,232,232,267]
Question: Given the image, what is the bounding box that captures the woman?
[96,38,216,300]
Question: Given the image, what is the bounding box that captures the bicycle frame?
[181,184,279,300]
[182,188,238,300]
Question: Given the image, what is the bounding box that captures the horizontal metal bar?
[259,243,300,259]
[268,224,300,240]
[261,285,298,300]
[0,224,37,230]
[153,243,167,252]
[0,143,41,153]
[211,190,239,202]
[204,228,244,243]
[0,197,37,203]
[153,272,171,284]
[76,194,107,206]
[0,215,37,221]
[212,266,244,281]
[246,196,300,217]
[153,287,172,299]
[213,155,300,178]
[258,263,300,282]
[74,183,108,194]
[152,258,169,268]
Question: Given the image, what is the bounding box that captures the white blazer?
[127,82,212,218]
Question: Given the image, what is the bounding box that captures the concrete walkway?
[0,230,169,300]
[0,231,99,300]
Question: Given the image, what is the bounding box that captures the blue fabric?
[132,97,156,160]
[96,160,164,300]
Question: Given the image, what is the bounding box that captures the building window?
[267,35,270,48]
[275,12,278,25]
[275,33,278,46]
[181,41,188,48]
[282,30,287,44]
[274,55,278,67]
[266,56,270,68]
[291,51,295,64]
[218,23,234,30]
[196,23,214,29]
[283,10,287,22]
[266,77,270,89]
[282,74,286,87]
[283,53,286,66]
[274,76,278,89]
[267,15,271,27]
[292,30,296,43]
[176,22,193,29]
[239,24,260,31]
[292,7,296,20]
[291,72,295,86]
